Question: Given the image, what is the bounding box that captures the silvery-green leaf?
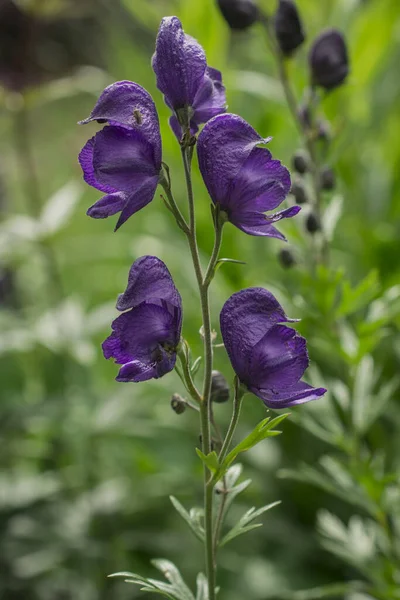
[170,496,204,542]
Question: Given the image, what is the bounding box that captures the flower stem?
[180,144,223,600]
[262,19,329,264]
[218,378,245,464]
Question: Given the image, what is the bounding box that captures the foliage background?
[1,0,400,599]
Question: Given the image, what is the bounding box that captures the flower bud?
[278,248,296,269]
[290,180,307,204]
[274,0,305,56]
[171,393,186,414]
[292,150,308,174]
[305,212,321,234]
[316,119,331,141]
[216,0,259,31]
[210,370,230,403]
[309,29,349,90]
[298,104,312,129]
[320,166,335,190]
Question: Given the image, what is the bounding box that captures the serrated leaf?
[218,414,290,478]
[170,496,204,542]
[219,501,280,547]
[152,559,195,600]
[196,449,220,474]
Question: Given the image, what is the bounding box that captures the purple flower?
[152,16,226,137]
[220,288,326,407]
[103,256,182,382]
[78,81,162,230]
[197,114,299,239]
[309,29,349,90]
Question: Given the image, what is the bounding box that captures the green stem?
[180,144,221,600]
[218,378,245,464]
[262,20,329,264]
[177,346,202,404]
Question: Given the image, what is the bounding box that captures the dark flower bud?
[298,104,312,129]
[171,393,186,414]
[305,212,321,234]
[210,370,230,403]
[278,248,296,269]
[216,0,259,31]
[274,0,305,56]
[292,150,308,174]
[316,119,331,141]
[309,29,349,90]
[290,180,307,204]
[320,166,335,190]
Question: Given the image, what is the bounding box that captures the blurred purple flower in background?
[197,114,298,238]
[103,256,182,383]
[79,81,162,230]
[309,29,349,90]
[152,16,226,137]
[220,288,327,407]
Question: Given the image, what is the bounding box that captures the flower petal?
[93,126,158,192]
[229,147,291,212]
[87,192,127,219]
[220,287,294,382]
[230,206,300,238]
[114,175,159,231]
[79,137,117,194]
[117,255,182,313]
[197,113,270,206]
[152,17,207,110]
[249,324,309,390]
[251,381,327,408]
[192,66,226,124]
[116,354,177,382]
[102,302,179,370]
[79,81,162,166]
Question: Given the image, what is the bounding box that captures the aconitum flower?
[79,81,162,230]
[274,0,305,57]
[197,114,298,239]
[103,256,182,382]
[152,16,226,137]
[309,29,349,90]
[220,288,326,407]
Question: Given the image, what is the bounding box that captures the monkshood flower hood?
[220,288,326,407]
[79,81,162,230]
[152,16,226,137]
[103,256,182,382]
[197,114,299,239]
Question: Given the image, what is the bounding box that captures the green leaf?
[195,573,209,600]
[220,501,280,547]
[110,560,195,600]
[336,271,380,318]
[352,355,375,434]
[170,496,204,542]
[190,356,202,377]
[218,413,290,477]
[196,449,220,475]
[152,559,195,600]
[279,582,366,600]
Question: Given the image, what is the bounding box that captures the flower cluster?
[79,15,325,408]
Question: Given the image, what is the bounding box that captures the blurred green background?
[1,0,400,599]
